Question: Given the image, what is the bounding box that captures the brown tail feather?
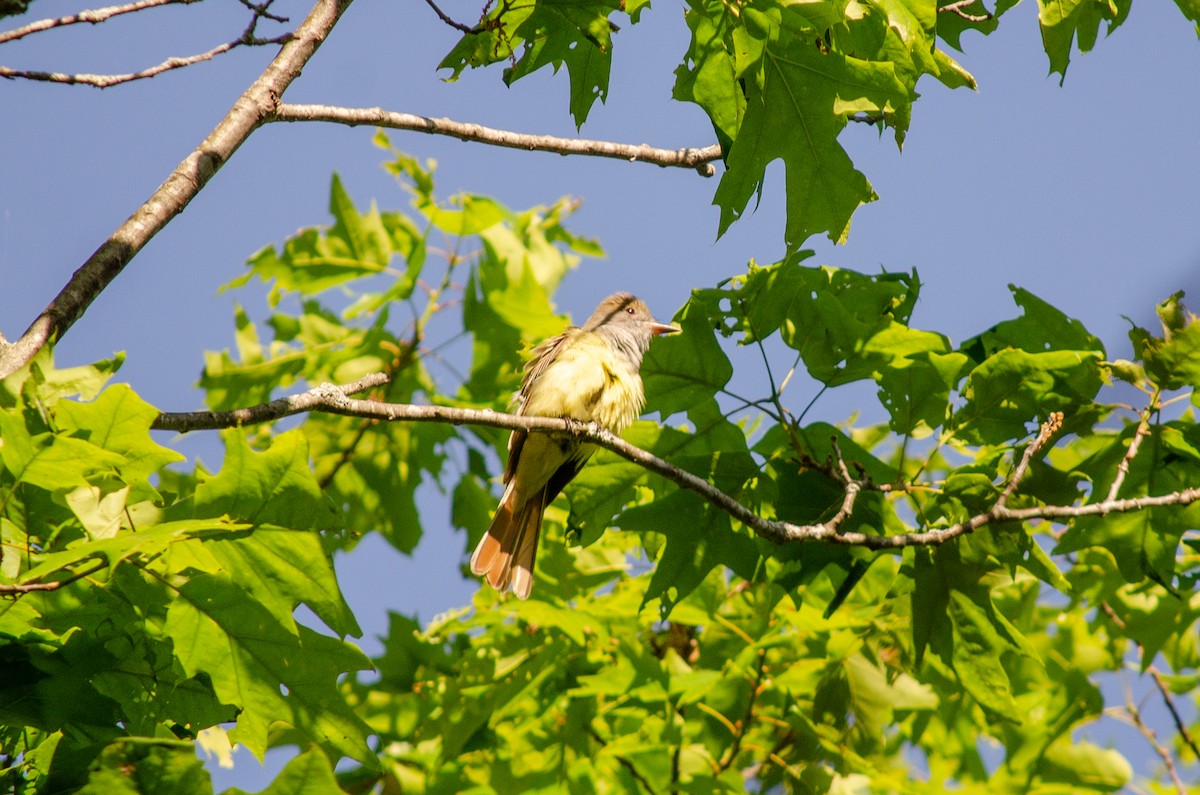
[471,488,546,598]
[470,496,512,576]
[509,491,545,599]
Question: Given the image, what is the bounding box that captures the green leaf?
[960,285,1105,363]
[1175,0,1200,35]
[309,414,451,554]
[205,526,361,638]
[672,0,750,148]
[0,409,127,492]
[714,24,911,247]
[947,589,1021,721]
[438,0,629,127]
[1037,737,1132,791]
[56,384,185,498]
[1037,0,1130,79]
[954,348,1102,444]
[18,518,243,584]
[191,431,338,531]
[642,311,732,417]
[876,348,967,435]
[1132,294,1200,390]
[222,746,346,795]
[79,742,211,795]
[0,348,125,408]
[164,573,374,764]
[624,490,760,615]
[231,174,419,302]
[935,0,1000,50]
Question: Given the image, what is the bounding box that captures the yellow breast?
[521,332,645,432]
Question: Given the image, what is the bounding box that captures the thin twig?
[236,0,288,24]
[1,0,291,87]
[421,0,481,33]
[1108,397,1157,502]
[0,37,280,87]
[717,649,767,772]
[1117,694,1186,795]
[1149,666,1200,763]
[996,411,1062,509]
[825,436,862,533]
[0,0,351,380]
[938,0,992,22]
[0,559,107,596]
[151,373,388,432]
[0,0,196,45]
[585,725,654,794]
[268,103,723,176]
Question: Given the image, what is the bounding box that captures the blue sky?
[3,0,1199,788]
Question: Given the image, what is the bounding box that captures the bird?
[470,292,679,599]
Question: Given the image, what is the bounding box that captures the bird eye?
[625,306,635,315]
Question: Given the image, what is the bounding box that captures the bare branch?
[151,381,1200,551]
[0,559,106,596]
[996,411,1062,509]
[0,0,196,45]
[236,0,288,24]
[0,3,292,89]
[1150,666,1200,763]
[825,436,862,533]
[717,649,767,772]
[1116,693,1187,795]
[1108,399,1156,502]
[268,103,723,176]
[2,40,244,86]
[151,373,388,432]
[0,0,350,380]
[421,0,481,34]
[938,0,992,22]
[0,0,291,86]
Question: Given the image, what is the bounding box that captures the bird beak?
[649,321,681,336]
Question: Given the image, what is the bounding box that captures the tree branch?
[0,0,349,380]
[267,103,723,176]
[151,372,388,432]
[0,559,107,596]
[1115,694,1187,795]
[996,411,1062,509]
[1149,666,1200,763]
[152,380,1200,552]
[584,725,654,794]
[421,0,482,34]
[717,648,767,772]
[1108,398,1155,501]
[937,0,992,22]
[0,0,197,45]
[0,34,289,87]
[0,0,291,86]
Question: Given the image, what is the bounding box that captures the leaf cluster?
[6,143,1200,793]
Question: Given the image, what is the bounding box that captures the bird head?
[583,293,679,350]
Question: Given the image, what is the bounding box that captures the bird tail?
[470,486,545,600]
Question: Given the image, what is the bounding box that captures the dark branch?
[1150,666,1200,763]
[421,0,481,33]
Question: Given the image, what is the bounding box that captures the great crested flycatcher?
[470,292,678,599]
